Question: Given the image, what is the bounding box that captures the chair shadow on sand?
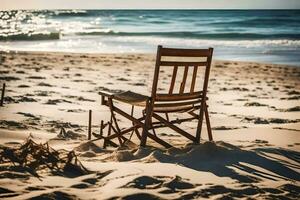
[147,141,300,183]
[117,141,300,199]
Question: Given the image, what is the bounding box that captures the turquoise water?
[0,10,300,65]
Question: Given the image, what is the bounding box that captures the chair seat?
[100,90,149,106]
[100,90,204,112]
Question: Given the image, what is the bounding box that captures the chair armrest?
[98,91,114,105]
[98,91,114,98]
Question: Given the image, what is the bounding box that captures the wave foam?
[0,32,60,41]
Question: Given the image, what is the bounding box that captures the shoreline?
[1,50,300,68]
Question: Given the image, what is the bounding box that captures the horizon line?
[2,8,300,11]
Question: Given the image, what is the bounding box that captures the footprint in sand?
[37,82,53,87]
[0,187,18,198]
[0,76,20,81]
[27,76,46,80]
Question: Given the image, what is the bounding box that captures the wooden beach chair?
[94,45,214,148]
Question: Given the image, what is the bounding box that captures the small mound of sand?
[142,150,174,163]
[133,147,154,159]
[114,150,134,162]
[79,151,96,158]
[166,147,183,155]
[182,142,228,159]
[74,141,105,153]
[140,142,240,164]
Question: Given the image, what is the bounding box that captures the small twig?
[88,110,92,140]
[0,83,5,107]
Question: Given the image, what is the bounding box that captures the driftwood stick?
[88,110,92,140]
[100,120,104,136]
[0,83,5,107]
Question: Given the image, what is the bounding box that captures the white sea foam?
[105,36,300,48]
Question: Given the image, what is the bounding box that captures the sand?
[0,51,299,199]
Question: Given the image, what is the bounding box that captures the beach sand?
[0,51,299,199]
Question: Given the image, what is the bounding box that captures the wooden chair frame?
[94,45,213,148]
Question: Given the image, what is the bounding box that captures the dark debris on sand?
[242,117,300,124]
[15,96,38,103]
[0,76,20,81]
[1,95,38,104]
[16,112,41,120]
[0,120,28,129]
[244,102,268,107]
[282,106,300,112]
[56,127,84,140]
[44,99,72,105]
[0,138,90,178]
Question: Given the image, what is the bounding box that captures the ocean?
[0,9,300,65]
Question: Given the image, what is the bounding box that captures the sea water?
[0,9,299,65]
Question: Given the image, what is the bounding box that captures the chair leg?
[108,117,112,136]
[108,98,123,146]
[195,101,206,143]
[135,128,142,140]
[129,105,142,140]
[100,120,104,136]
[140,100,151,147]
[204,105,213,141]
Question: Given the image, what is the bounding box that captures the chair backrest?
[150,45,213,112]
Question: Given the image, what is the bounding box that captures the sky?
[1,0,300,10]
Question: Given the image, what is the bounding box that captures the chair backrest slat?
[156,91,202,101]
[169,65,178,94]
[151,45,213,112]
[160,47,211,57]
[154,99,201,108]
[160,61,207,66]
[179,66,189,94]
[190,66,198,93]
